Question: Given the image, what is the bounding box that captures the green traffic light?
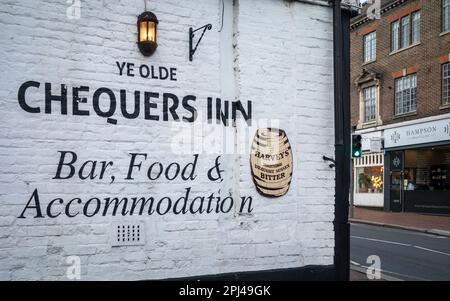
[353,150,361,158]
[352,135,363,158]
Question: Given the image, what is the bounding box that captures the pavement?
[351,223,450,281]
[350,207,450,237]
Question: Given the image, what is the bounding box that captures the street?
[351,224,450,281]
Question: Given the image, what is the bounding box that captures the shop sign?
[369,138,382,153]
[250,128,293,198]
[384,118,450,149]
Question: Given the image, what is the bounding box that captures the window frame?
[390,10,421,53]
[400,15,410,49]
[357,80,381,129]
[444,0,450,33]
[363,86,377,122]
[391,21,400,52]
[394,74,417,116]
[443,63,450,106]
[363,31,377,63]
[412,11,421,44]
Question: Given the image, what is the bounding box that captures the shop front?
[353,153,384,208]
[384,117,450,215]
[352,130,385,208]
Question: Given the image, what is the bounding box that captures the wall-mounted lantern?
[137,11,158,57]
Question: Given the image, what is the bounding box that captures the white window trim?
[364,31,377,63]
[443,62,450,106]
[391,21,400,52]
[395,74,417,116]
[363,86,377,123]
[389,42,421,56]
[353,153,385,196]
[444,0,450,33]
[401,15,410,49]
[412,11,421,44]
[357,80,383,129]
[390,10,421,52]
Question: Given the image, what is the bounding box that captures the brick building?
[350,0,450,215]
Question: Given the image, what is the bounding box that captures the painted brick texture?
[0,0,335,280]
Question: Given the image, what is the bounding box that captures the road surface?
[351,223,450,281]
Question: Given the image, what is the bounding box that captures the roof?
[293,0,361,12]
[351,0,412,29]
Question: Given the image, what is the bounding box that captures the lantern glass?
[139,21,156,43]
[137,11,158,57]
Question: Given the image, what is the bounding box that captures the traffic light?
[352,135,362,158]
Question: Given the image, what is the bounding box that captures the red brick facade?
[350,0,450,129]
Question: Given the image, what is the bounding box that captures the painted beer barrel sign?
[250,128,293,197]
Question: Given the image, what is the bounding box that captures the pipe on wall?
[332,0,352,281]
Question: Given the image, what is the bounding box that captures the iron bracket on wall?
[323,156,336,169]
[189,24,212,61]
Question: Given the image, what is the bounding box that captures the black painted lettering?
[163,93,179,121]
[92,87,117,124]
[126,153,147,180]
[127,62,135,77]
[53,151,77,180]
[139,64,150,78]
[159,66,168,80]
[72,86,90,116]
[116,61,126,75]
[47,198,63,218]
[120,90,140,119]
[170,68,177,81]
[147,162,163,180]
[182,95,197,122]
[18,189,44,218]
[45,83,68,115]
[181,154,198,180]
[18,81,41,113]
[144,92,159,121]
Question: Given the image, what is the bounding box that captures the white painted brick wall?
[0,0,335,280]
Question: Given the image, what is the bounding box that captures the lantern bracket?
[189,24,212,61]
[323,156,336,169]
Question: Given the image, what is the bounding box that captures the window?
[356,166,384,194]
[395,74,417,115]
[443,63,450,105]
[363,86,377,122]
[401,16,410,48]
[412,11,421,44]
[405,148,450,191]
[392,21,400,52]
[391,11,420,52]
[444,0,450,32]
[364,31,376,63]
